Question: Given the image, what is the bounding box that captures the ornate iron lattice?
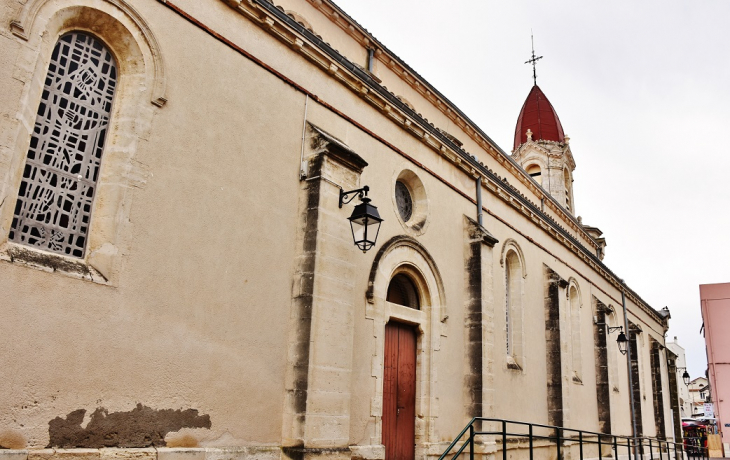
[395,181,413,222]
[9,33,117,258]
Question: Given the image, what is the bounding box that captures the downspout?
[622,287,639,456]
[299,94,309,180]
[476,176,483,226]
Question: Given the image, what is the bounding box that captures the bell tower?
[511,85,576,214]
[512,38,576,214]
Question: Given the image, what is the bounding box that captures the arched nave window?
[501,240,526,370]
[9,32,117,258]
[568,281,582,382]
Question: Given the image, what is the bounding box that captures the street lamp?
[339,185,383,253]
[608,326,629,355]
[677,367,691,386]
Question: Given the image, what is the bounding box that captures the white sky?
[333,0,730,378]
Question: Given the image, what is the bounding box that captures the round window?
[395,181,413,222]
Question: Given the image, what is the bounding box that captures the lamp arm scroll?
[339,185,369,208]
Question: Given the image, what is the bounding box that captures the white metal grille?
[9,33,117,258]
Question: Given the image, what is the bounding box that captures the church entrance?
[382,321,417,460]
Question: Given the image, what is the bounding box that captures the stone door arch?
[363,236,446,460]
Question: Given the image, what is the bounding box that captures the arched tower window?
[9,32,117,258]
[569,283,582,381]
[526,163,542,186]
[563,168,573,212]
[387,273,420,310]
[504,249,524,369]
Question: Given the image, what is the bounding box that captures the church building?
[0,1,676,460]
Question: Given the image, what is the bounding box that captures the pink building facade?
[700,282,730,450]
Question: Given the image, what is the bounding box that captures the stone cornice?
[302,0,593,230]
[215,0,664,325]
[513,140,576,171]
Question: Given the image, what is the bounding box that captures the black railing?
[438,418,708,460]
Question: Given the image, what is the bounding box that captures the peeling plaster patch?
[47,404,211,448]
[0,429,27,449]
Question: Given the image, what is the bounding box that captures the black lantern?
[340,186,383,253]
[616,331,629,355]
[607,325,629,355]
[682,369,691,386]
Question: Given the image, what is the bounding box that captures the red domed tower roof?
[513,85,565,150]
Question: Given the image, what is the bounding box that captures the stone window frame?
[567,277,583,384]
[563,167,574,212]
[500,238,526,371]
[0,0,167,285]
[524,161,544,187]
[391,168,429,236]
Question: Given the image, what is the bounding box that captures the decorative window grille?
[395,181,413,222]
[9,32,117,258]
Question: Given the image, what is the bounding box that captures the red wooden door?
[383,322,417,460]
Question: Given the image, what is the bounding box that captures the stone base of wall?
[0,448,281,460]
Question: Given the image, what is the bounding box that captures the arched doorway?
[363,236,446,460]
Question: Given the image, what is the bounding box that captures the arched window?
[563,168,572,212]
[504,249,524,369]
[569,283,582,381]
[9,32,117,258]
[526,163,542,186]
[387,273,420,310]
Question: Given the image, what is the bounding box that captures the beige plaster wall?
[0,0,671,458]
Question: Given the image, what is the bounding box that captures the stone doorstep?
[0,448,281,460]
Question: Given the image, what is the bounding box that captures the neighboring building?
[667,337,692,418]
[0,1,675,460]
[700,283,730,450]
[689,377,711,417]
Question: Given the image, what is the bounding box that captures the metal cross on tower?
[525,33,543,86]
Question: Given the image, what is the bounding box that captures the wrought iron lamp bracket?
[607,326,624,334]
[339,185,369,208]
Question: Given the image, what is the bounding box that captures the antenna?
[525,32,543,86]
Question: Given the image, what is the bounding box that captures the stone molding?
[499,239,527,279]
[464,216,498,248]
[362,235,446,455]
[10,0,168,107]
[210,0,664,323]
[0,0,162,285]
[0,448,280,460]
[299,0,588,232]
[217,0,598,250]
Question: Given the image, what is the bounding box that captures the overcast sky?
[333,0,730,379]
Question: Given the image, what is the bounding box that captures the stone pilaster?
[650,339,666,439]
[628,324,644,438]
[666,350,682,442]
[593,298,612,435]
[463,217,498,427]
[544,265,568,429]
[283,125,369,460]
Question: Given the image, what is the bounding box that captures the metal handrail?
[438,418,709,460]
